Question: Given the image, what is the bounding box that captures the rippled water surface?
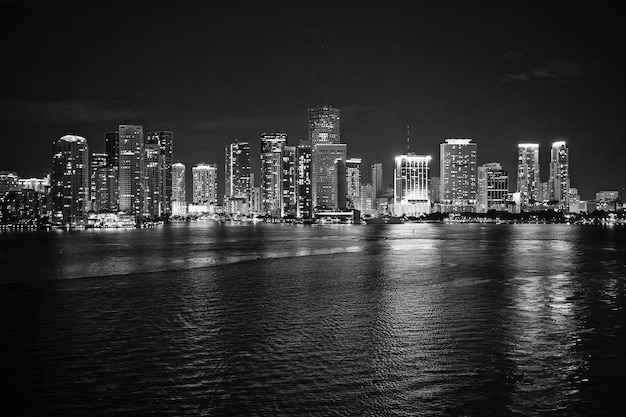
[1,223,625,416]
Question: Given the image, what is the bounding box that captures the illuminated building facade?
[476,162,508,212]
[392,153,431,216]
[440,138,477,212]
[312,143,346,210]
[192,163,218,205]
[345,158,362,210]
[549,141,569,208]
[225,140,251,214]
[172,162,186,215]
[517,143,540,209]
[118,125,144,216]
[51,135,90,225]
[371,163,383,209]
[296,141,312,219]
[309,106,340,145]
[260,132,286,217]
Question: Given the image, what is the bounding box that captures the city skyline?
[1,1,625,199]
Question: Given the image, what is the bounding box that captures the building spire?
[407,125,410,153]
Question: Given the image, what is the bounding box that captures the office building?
[345,158,362,210]
[371,163,383,210]
[440,138,477,212]
[90,152,107,212]
[333,158,347,210]
[282,145,297,217]
[118,125,144,216]
[143,133,162,218]
[517,143,540,209]
[476,162,508,212]
[549,141,570,208]
[391,153,431,216]
[296,141,313,219]
[104,131,119,212]
[51,135,90,225]
[260,133,286,217]
[147,131,173,215]
[225,140,251,214]
[312,143,347,209]
[192,163,218,205]
[172,162,186,215]
[309,106,340,145]
[0,171,19,195]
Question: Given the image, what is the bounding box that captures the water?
[1,223,625,416]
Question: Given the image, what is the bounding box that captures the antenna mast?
[406,125,410,153]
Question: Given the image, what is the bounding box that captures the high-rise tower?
[171,162,186,216]
[225,140,251,214]
[260,132,287,217]
[51,135,90,225]
[345,158,362,210]
[192,163,218,205]
[118,125,144,216]
[147,131,173,215]
[440,138,477,212]
[392,153,431,216]
[477,162,508,212]
[296,141,313,219]
[517,143,540,209]
[309,106,340,145]
[549,141,569,208]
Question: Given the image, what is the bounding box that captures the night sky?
[2,0,625,199]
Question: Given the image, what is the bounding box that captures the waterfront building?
[549,141,570,209]
[172,162,186,216]
[309,106,340,145]
[371,163,383,210]
[440,138,477,212]
[476,162,508,213]
[143,133,163,218]
[359,183,373,214]
[429,176,441,204]
[312,143,347,210]
[90,152,108,212]
[296,141,313,219]
[282,145,297,217]
[391,153,431,216]
[595,190,619,211]
[517,143,540,209]
[17,176,49,194]
[345,158,362,210]
[539,182,550,204]
[333,158,347,210]
[51,135,90,225]
[260,133,286,217]
[147,131,173,215]
[104,131,119,212]
[568,188,581,214]
[118,125,144,216]
[192,163,218,207]
[225,140,251,215]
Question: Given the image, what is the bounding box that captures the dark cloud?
[0,98,145,123]
[503,57,582,83]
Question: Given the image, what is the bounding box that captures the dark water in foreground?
[1,223,625,416]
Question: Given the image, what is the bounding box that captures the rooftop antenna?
[406,125,410,153]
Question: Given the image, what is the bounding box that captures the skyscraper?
[549,141,569,208]
[225,140,251,214]
[51,135,90,225]
[309,106,340,145]
[172,162,186,216]
[333,158,347,210]
[260,132,286,217]
[392,153,431,216]
[143,133,162,218]
[147,131,173,215]
[105,131,119,211]
[517,143,540,209]
[118,125,144,216]
[345,158,362,210]
[476,162,508,212]
[312,143,347,209]
[440,138,477,212]
[192,163,218,205]
[371,163,383,210]
[90,152,107,212]
[282,145,297,217]
[296,141,313,219]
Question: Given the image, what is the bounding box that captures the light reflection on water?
[1,223,625,416]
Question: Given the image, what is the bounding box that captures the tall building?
[51,135,90,225]
[392,153,431,216]
[118,125,144,216]
[225,140,251,214]
[333,158,347,210]
[345,158,362,210]
[549,141,569,208]
[90,152,107,212]
[476,162,508,213]
[147,131,173,215]
[105,131,119,211]
[440,138,477,212]
[296,141,313,219]
[0,171,19,195]
[192,163,218,205]
[282,145,297,217]
[260,132,286,217]
[172,162,186,216]
[143,134,162,218]
[309,106,340,145]
[312,143,347,209]
[371,163,383,210]
[517,143,540,209]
